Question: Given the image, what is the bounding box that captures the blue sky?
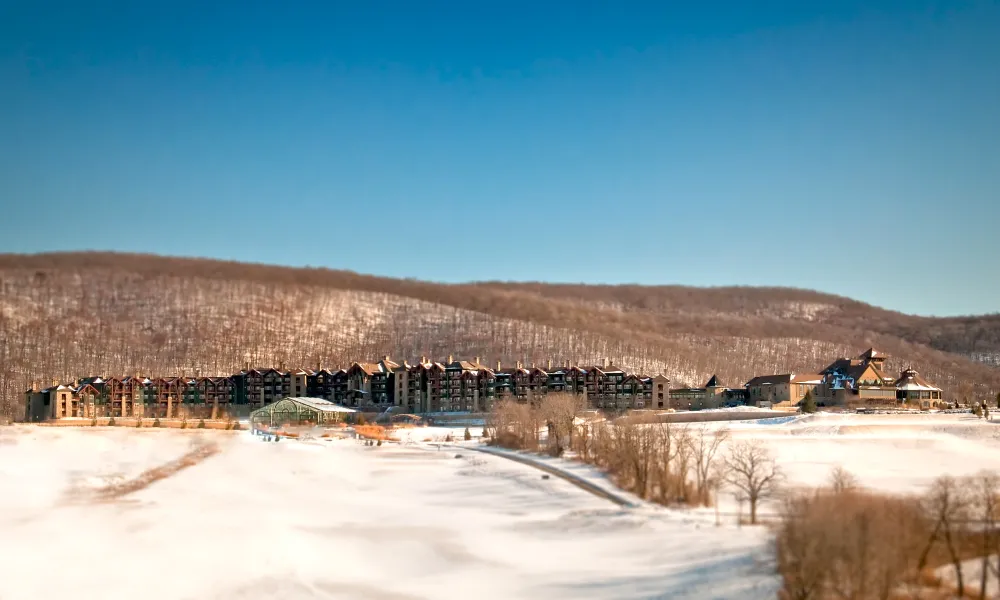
[1,1,997,317]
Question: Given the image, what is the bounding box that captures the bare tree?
[919,475,971,597]
[829,465,860,494]
[538,393,584,456]
[690,426,730,506]
[5,252,1000,422]
[776,486,927,600]
[724,440,783,524]
[965,471,1000,600]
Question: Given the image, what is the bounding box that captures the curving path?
[454,444,641,508]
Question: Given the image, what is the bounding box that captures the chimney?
[420,356,427,364]
[547,359,553,371]
[604,357,609,368]
[316,361,321,372]
[31,381,38,392]
[448,354,453,364]
[497,360,502,371]
[516,361,523,369]
[52,378,59,386]
[475,356,481,366]
[244,361,250,372]
[383,355,390,362]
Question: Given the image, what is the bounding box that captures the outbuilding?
[250,397,356,429]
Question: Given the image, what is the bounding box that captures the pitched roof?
[705,375,722,388]
[746,374,792,387]
[822,359,886,382]
[353,362,383,376]
[894,369,941,392]
[445,360,482,371]
[859,348,886,361]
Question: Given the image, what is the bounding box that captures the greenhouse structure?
[250,397,356,428]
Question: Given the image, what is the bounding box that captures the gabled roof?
[351,362,382,376]
[73,383,101,395]
[822,359,887,382]
[39,384,73,393]
[859,348,886,361]
[500,366,529,375]
[445,360,482,371]
[705,375,722,388]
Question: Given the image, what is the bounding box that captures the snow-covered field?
[0,426,776,600]
[727,412,1000,495]
[440,411,1000,522]
[4,413,996,600]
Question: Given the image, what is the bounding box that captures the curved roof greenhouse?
[250,397,356,428]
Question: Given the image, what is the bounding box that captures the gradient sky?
[1,1,998,317]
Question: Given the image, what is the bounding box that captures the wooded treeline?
[1,252,997,421]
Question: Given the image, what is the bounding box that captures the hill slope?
[1,252,997,419]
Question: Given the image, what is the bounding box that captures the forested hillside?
[1,252,997,420]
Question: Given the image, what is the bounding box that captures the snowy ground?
[688,412,1000,519]
[0,426,776,600]
[426,411,1000,522]
[5,412,993,600]
[727,412,1000,495]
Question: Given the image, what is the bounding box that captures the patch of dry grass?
[82,440,220,502]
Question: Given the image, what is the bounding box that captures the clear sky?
[1,1,998,317]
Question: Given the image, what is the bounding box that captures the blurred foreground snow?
[0,426,776,600]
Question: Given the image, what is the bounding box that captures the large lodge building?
[24,357,672,422]
[24,348,946,422]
